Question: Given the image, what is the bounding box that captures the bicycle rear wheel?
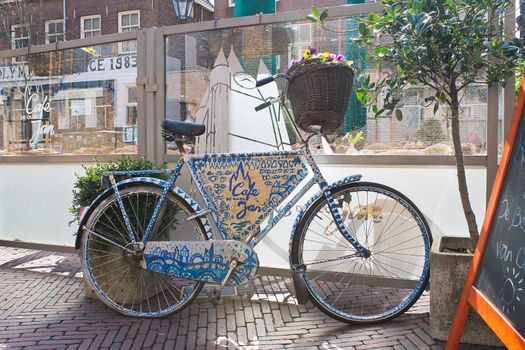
[291,182,431,324]
[81,184,207,317]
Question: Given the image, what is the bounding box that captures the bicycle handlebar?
[255,76,275,87]
[254,101,272,112]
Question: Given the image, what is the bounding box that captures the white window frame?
[126,85,138,124]
[11,23,29,49]
[11,24,29,63]
[118,10,140,54]
[45,19,64,44]
[80,15,101,39]
[118,10,140,33]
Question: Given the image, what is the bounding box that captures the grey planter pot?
[430,236,503,346]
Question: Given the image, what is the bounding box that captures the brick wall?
[0,0,213,50]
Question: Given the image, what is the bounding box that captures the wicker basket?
[287,63,355,133]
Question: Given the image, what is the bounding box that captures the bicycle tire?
[81,184,207,318]
[291,181,431,324]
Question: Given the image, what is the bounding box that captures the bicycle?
[75,73,432,324]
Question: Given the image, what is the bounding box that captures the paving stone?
[255,318,267,337]
[226,314,236,332]
[263,313,275,332]
[197,327,207,346]
[207,322,217,341]
[246,322,257,341]
[217,319,227,336]
[0,246,502,350]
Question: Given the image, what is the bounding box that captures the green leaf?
[358,22,368,36]
[411,0,422,13]
[310,6,319,18]
[372,105,379,114]
[368,12,379,22]
[374,46,388,57]
[395,109,403,121]
[433,102,440,115]
[320,10,328,22]
[356,90,366,104]
[305,14,318,23]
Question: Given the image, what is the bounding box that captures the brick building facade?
[0,0,214,50]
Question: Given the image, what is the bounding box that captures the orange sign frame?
[446,77,525,349]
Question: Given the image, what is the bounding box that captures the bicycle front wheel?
[291,182,431,324]
[81,184,207,317]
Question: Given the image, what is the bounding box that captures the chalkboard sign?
[473,103,525,337]
[447,78,525,349]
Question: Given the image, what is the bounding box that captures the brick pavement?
[0,246,502,350]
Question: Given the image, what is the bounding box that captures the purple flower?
[336,54,345,61]
[309,47,317,55]
[291,59,298,65]
[329,53,337,60]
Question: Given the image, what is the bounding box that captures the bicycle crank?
[140,240,259,286]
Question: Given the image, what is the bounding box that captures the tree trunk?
[449,92,479,251]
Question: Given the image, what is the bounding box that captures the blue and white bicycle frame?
[78,78,369,289]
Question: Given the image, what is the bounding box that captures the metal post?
[136,29,148,159]
[145,27,159,163]
[155,27,167,166]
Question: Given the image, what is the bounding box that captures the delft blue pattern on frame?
[187,152,309,241]
[142,240,259,286]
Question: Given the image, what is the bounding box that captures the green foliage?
[308,1,524,247]
[415,118,446,145]
[311,0,523,116]
[346,130,365,145]
[69,156,169,223]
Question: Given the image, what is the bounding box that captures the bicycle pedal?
[206,289,222,306]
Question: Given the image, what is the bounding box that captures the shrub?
[69,156,168,224]
[416,119,446,146]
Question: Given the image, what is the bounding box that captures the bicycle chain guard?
[140,240,259,286]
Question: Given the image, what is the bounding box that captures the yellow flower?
[323,52,330,59]
[347,60,354,66]
[303,48,311,59]
[81,47,97,55]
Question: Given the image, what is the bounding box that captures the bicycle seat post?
[175,139,186,156]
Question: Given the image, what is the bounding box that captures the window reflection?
[165,17,488,156]
[0,41,138,156]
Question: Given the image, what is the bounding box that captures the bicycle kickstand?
[207,259,238,306]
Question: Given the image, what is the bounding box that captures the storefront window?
[165,16,488,156]
[0,41,138,156]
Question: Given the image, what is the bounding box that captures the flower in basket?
[289,47,354,75]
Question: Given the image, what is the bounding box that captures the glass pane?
[84,19,92,31]
[93,18,100,30]
[0,41,139,157]
[122,14,130,27]
[131,13,139,26]
[127,87,137,104]
[165,15,488,156]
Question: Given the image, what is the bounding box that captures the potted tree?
[309,0,523,345]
